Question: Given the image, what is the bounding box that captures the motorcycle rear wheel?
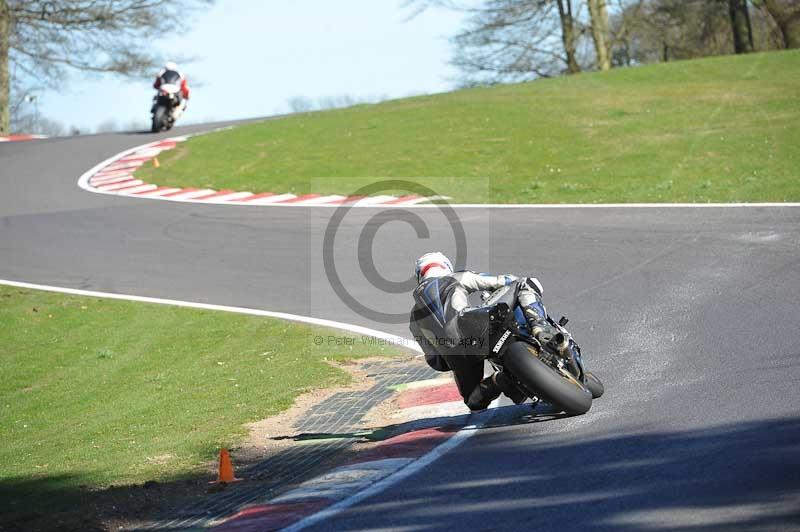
[503,341,592,415]
[151,105,167,133]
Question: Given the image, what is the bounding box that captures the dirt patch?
[236,357,382,462]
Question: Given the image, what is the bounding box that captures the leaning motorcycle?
[150,80,182,133]
[477,281,604,415]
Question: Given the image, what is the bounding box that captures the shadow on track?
[274,403,570,444]
[315,416,800,531]
[3,415,799,531]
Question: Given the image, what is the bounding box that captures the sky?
[29,1,468,133]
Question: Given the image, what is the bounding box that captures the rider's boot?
[466,376,501,412]
[467,371,527,411]
[494,371,528,404]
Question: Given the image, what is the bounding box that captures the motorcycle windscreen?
[161,70,181,85]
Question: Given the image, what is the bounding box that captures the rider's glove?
[503,274,518,285]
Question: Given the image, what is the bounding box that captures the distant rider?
[409,252,555,411]
[153,61,191,118]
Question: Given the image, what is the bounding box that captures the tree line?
[2,1,797,134]
[406,0,799,85]
[0,0,211,135]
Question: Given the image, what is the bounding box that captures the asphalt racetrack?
[2,126,799,530]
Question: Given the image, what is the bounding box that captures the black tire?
[584,372,604,399]
[151,105,166,133]
[503,341,592,415]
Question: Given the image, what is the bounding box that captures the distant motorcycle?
[477,281,604,415]
[150,72,185,133]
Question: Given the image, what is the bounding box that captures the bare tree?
[0,0,10,133]
[728,0,754,53]
[0,0,213,135]
[287,96,315,113]
[452,1,577,82]
[405,0,589,84]
[555,0,582,73]
[318,94,359,110]
[609,0,778,63]
[587,0,612,69]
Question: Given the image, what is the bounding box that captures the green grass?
[0,286,397,505]
[136,50,800,203]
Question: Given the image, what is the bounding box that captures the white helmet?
[164,61,178,71]
[415,252,454,283]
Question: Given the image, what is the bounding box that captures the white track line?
[165,188,216,200]
[352,195,399,205]
[124,148,164,158]
[92,174,135,184]
[135,187,183,197]
[91,175,134,186]
[115,184,157,195]
[244,193,298,204]
[0,279,503,531]
[97,179,144,191]
[305,194,347,205]
[282,414,497,532]
[201,191,254,203]
[92,170,133,180]
[0,279,420,352]
[104,161,145,171]
[429,202,800,209]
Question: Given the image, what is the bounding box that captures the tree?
[13,112,65,136]
[451,0,585,82]
[287,96,315,113]
[0,1,10,133]
[728,0,754,53]
[0,0,212,135]
[587,0,612,70]
[609,0,783,64]
[555,0,581,73]
[758,0,800,48]
[405,0,591,84]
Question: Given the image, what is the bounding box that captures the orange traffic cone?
[210,448,241,484]
[152,157,160,168]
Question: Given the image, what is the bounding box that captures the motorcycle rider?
[153,61,191,119]
[409,252,555,411]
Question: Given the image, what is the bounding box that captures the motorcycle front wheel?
[503,341,592,415]
[151,105,167,133]
[583,371,604,399]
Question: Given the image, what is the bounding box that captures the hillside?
[137,50,800,203]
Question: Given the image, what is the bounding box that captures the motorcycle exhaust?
[551,332,570,355]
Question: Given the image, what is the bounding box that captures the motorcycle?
[150,73,184,133]
[477,280,604,415]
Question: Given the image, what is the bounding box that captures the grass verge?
[0,285,399,527]
[135,50,800,204]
